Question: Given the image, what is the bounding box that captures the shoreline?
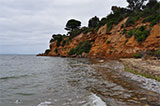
[120,58,160,82]
[38,55,160,82]
[91,58,160,94]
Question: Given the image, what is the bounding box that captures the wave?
[0,74,29,80]
[38,101,52,106]
[16,93,34,96]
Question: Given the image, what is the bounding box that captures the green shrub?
[68,48,76,56]
[139,25,146,31]
[107,41,111,44]
[135,16,140,21]
[136,34,146,42]
[125,17,136,27]
[65,19,81,31]
[83,28,94,34]
[150,15,160,26]
[56,36,63,47]
[156,49,160,56]
[106,24,112,33]
[140,8,152,18]
[105,11,127,33]
[45,49,51,54]
[50,38,54,43]
[122,29,127,34]
[133,53,143,58]
[88,16,100,28]
[62,40,66,47]
[135,29,150,43]
[51,34,64,46]
[142,15,155,23]
[68,41,92,55]
[69,28,83,39]
[99,17,107,26]
[126,30,134,38]
[150,19,157,26]
[141,7,160,26]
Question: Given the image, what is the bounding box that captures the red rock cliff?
[42,18,160,58]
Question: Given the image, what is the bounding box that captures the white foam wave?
[37,101,52,106]
[83,93,106,106]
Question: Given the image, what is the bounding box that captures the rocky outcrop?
[42,18,160,58]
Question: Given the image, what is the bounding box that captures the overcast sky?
[0,0,128,54]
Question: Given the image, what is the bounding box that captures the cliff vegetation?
[38,0,160,59]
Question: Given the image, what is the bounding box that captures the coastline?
[91,58,160,94]
[37,53,160,82]
[121,58,160,82]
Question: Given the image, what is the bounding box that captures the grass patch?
[124,66,160,82]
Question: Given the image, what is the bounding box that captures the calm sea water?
[0,55,106,106]
[0,55,160,106]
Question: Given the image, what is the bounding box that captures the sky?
[0,0,128,54]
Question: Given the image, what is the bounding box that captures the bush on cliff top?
[88,16,100,28]
[125,16,136,27]
[65,19,81,31]
[48,0,160,53]
[50,34,64,43]
[142,2,160,26]
[56,36,63,47]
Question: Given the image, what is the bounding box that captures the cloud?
[0,0,128,54]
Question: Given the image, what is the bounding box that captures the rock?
[99,60,104,63]
[39,19,160,59]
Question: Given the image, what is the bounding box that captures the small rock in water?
[152,83,157,86]
[15,99,21,104]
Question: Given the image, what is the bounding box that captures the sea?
[0,55,106,106]
[0,55,160,106]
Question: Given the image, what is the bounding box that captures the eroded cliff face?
[41,18,160,58]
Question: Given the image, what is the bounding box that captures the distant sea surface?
[0,55,106,106]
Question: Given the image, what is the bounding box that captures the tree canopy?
[146,0,158,8]
[65,19,81,31]
[88,16,100,28]
[127,0,147,11]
